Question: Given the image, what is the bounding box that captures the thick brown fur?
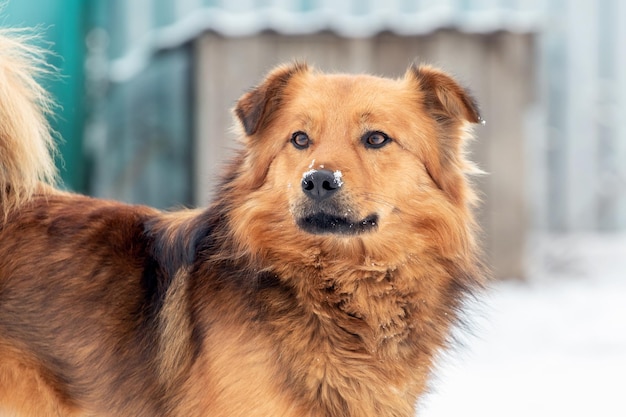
[0,31,485,417]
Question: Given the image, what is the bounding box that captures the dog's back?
[0,194,169,415]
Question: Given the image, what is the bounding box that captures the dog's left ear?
[407,64,481,205]
[235,62,309,136]
[408,64,481,124]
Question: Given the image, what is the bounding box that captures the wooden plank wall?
[194,31,536,279]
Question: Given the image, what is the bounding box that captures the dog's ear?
[235,62,309,136]
[407,64,482,205]
[408,64,481,124]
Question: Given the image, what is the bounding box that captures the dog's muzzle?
[297,169,378,235]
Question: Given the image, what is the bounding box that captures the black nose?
[302,169,341,201]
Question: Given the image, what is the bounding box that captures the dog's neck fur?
[295,264,417,352]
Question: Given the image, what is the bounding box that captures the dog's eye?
[362,131,391,149]
[291,131,310,149]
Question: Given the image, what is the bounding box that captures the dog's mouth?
[297,212,379,235]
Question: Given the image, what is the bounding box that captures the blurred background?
[2,0,624,415]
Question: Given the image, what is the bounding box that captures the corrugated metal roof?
[108,0,546,81]
[163,0,546,37]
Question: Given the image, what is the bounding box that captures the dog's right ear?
[235,62,308,136]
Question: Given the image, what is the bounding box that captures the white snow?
[333,170,344,187]
[419,233,626,417]
[302,169,317,179]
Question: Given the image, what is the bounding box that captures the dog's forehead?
[284,72,412,120]
[297,72,403,97]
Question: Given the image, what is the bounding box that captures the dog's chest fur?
[195,260,436,417]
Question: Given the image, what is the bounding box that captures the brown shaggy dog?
[0,31,485,417]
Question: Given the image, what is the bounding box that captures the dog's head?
[226,63,481,265]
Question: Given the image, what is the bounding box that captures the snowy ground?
[419,234,626,417]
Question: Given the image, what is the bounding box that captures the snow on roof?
[109,0,546,82]
[168,3,544,38]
